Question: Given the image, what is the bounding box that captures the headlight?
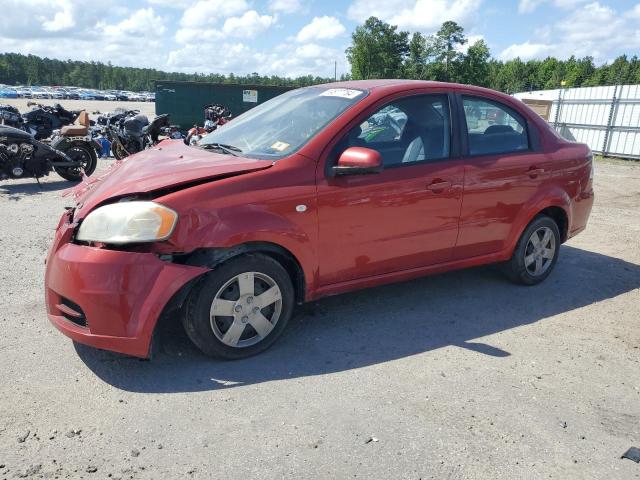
[76,201,177,244]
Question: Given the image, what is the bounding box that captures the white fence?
[514,85,640,159]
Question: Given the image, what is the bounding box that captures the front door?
[316,94,464,286]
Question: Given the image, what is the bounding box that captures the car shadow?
[75,245,640,393]
[0,179,74,196]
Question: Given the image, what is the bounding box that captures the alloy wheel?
[209,271,283,348]
[524,226,556,276]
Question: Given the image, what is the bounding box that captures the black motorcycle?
[0,102,81,140]
[0,104,22,128]
[104,111,171,160]
[0,125,97,182]
[0,104,99,175]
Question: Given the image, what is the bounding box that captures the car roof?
[314,79,514,102]
[317,79,457,91]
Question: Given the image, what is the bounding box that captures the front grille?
[56,298,87,327]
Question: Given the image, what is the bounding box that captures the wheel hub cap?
[524,226,556,276]
[209,272,283,348]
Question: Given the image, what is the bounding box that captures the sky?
[1,0,639,79]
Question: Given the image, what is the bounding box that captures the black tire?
[503,215,561,285]
[182,254,295,359]
[54,143,97,181]
[112,141,129,160]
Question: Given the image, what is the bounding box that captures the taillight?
[587,151,594,191]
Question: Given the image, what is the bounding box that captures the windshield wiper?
[200,143,243,157]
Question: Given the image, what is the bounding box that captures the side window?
[462,97,529,156]
[340,95,450,167]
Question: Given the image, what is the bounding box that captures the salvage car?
[45,80,594,359]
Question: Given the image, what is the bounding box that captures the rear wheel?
[182,254,294,359]
[111,141,129,160]
[503,215,560,285]
[54,143,97,181]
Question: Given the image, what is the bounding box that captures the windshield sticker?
[320,88,363,99]
[270,141,290,152]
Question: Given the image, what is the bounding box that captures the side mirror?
[332,147,383,176]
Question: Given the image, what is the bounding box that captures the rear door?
[455,93,550,259]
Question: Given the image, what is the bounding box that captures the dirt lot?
[1,99,156,122]
[0,159,638,479]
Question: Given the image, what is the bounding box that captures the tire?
[182,254,295,359]
[112,141,129,160]
[54,143,98,181]
[503,215,560,285]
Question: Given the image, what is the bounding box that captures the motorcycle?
[0,125,96,182]
[0,102,99,174]
[185,104,232,145]
[105,112,171,160]
[0,104,22,128]
[49,110,98,176]
[161,124,186,140]
[1,102,81,140]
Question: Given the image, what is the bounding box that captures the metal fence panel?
[514,85,640,159]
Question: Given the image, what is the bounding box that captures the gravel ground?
[0,158,639,479]
[1,99,156,122]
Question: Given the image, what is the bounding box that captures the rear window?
[463,97,529,156]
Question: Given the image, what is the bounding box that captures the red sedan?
[45,80,594,359]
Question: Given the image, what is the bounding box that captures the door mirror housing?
[332,147,383,176]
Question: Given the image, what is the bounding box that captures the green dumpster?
[154,80,293,128]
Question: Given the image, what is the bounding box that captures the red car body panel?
[44,80,594,357]
[68,140,275,221]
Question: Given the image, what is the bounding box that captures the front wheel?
[54,143,97,181]
[182,254,295,359]
[503,215,560,285]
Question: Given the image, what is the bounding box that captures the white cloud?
[179,0,249,28]
[167,39,348,78]
[222,10,276,38]
[295,43,340,59]
[296,16,346,42]
[518,0,588,13]
[146,0,193,7]
[102,8,166,38]
[268,0,302,14]
[457,34,484,54]
[347,0,482,31]
[0,0,103,39]
[175,0,251,44]
[501,2,640,63]
[42,0,76,32]
[0,3,168,69]
[499,41,554,61]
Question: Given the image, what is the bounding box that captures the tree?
[0,52,336,91]
[404,32,427,79]
[346,17,409,79]
[460,40,490,86]
[429,21,467,81]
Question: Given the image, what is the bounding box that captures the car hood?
[68,140,274,219]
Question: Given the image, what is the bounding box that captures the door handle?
[527,166,544,178]
[426,180,452,192]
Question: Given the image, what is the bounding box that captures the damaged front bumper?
[44,211,208,358]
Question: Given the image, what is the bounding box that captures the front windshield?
[200,86,367,159]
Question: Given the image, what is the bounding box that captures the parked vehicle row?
[0,84,154,102]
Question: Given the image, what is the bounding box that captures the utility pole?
[334,61,337,81]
